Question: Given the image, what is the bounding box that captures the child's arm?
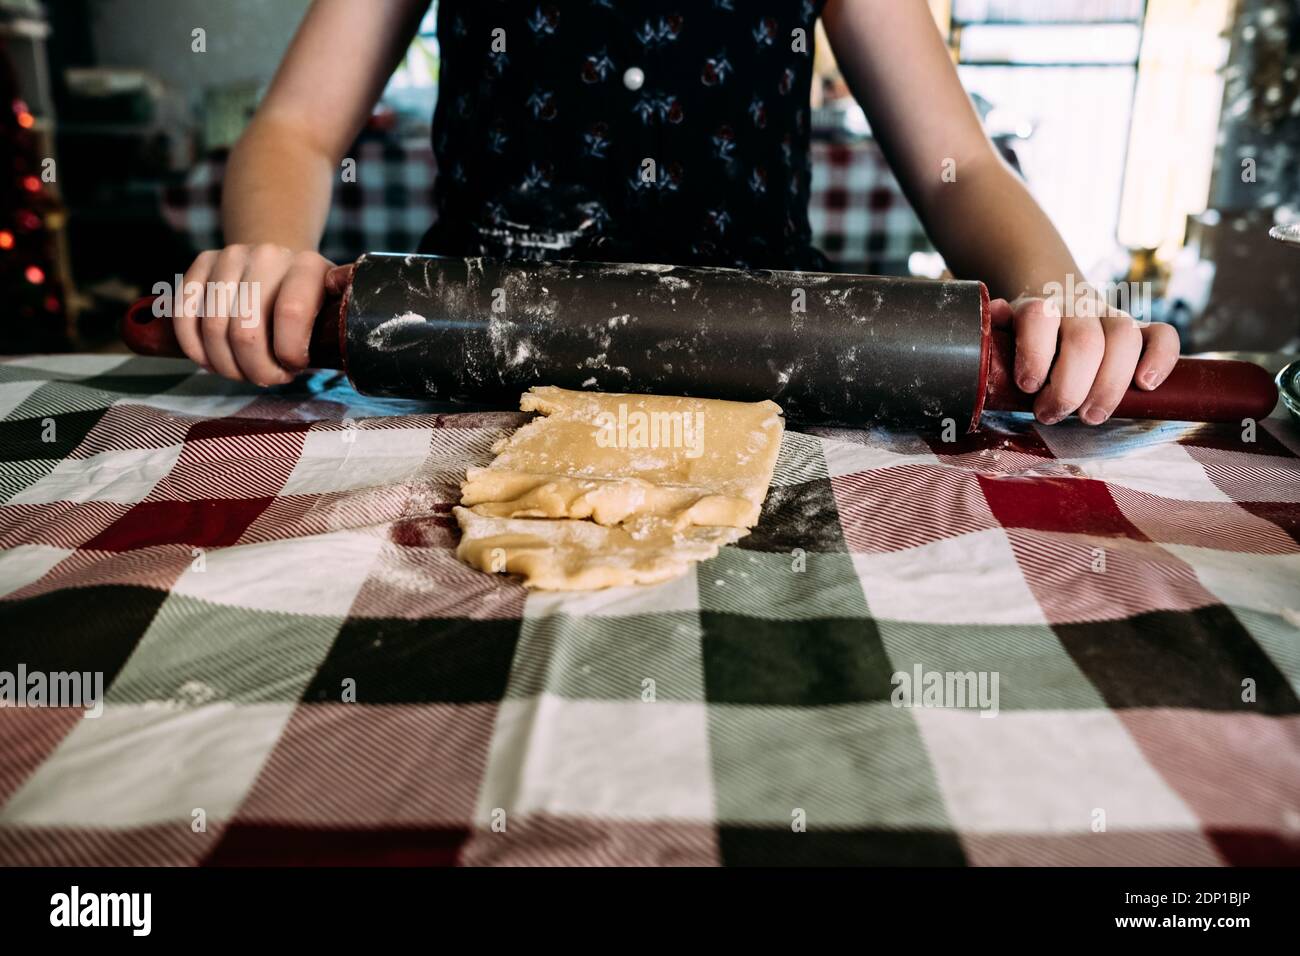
[174,0,428,385]
[822,0,1180,426]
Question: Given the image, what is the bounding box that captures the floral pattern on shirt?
[422,0,829,270]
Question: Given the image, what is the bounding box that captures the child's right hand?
[173,244,335,386]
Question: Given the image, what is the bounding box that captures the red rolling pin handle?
[120,288,346,369]
[122,295,182,358]
[983,325,1279,423]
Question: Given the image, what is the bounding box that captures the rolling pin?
[122,253,1278,431]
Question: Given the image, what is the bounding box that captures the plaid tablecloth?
[161,138,932,275]
[807,140,931,275]
[0,354,1297,867]
[161,139,439,268]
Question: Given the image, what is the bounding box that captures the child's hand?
[990,296,1181,426]
[173,245,336,386]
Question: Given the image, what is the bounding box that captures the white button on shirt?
[622,66,645,91]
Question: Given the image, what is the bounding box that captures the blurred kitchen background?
[1,0,1297,354]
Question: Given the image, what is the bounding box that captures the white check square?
[0,379,44,420]
[7,444,183,505]
[0,543,73,597]
[7,355,129,377]
[1164,545,1300,615]
[0,702,294,826]
[120,390,257,419]
[1059,442,1231,502]
[171,529,385,616]
[280,426,433,496]
[475,695,714,822]
[914,708,1199,833]
[820,431,938,477]
[851,528,1046,625]
[524,568,699,619]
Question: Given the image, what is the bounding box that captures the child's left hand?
[989,297,1181,426]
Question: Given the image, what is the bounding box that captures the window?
[950,0,1148,275]
[386,4,440,93]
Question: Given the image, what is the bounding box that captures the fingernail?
[1018,374,1041,393]
[1140,370,1162,390]
[1038,409,1066,425]
[1080,405,1109,426]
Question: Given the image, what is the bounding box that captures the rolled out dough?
[455,387,785,590]
[453,506,746,591]
[461,386,785,529]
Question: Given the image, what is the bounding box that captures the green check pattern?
[0,354,1297,866]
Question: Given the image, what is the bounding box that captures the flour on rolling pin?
[341,254,991,426]
[365,312,428,350]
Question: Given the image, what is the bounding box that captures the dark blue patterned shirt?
[421,0,830,270]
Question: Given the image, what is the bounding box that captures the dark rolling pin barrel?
[344,254,994,428]
[122,253,1279,430]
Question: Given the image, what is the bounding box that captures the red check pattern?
[161,136,934,275]
[0,355,1297,867]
